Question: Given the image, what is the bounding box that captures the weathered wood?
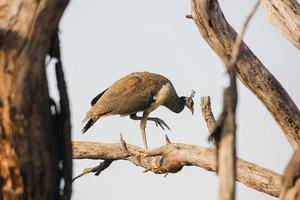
[73,141,282,197]
[262,0,300,49]
[217,85,237,200]
[281,148,300,200]
[0,1,70,199]
[200,96,216,134]
[189,0,300,150]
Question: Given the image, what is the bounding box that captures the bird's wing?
[90,88,108,106]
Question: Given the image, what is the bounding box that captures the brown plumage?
[82,71,195,149]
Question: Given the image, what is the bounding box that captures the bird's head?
[184,90,195,114]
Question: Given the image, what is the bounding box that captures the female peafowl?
[82,71,195,149]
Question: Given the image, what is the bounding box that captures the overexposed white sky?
[49,0,299,199]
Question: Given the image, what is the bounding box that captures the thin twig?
[72,167,96,182]
[228,0,261,69]
[165,135,171,144]
[120,133,130,154]
[72,160,113,182]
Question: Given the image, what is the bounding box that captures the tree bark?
[189,0,300,150]
[261,0,300,49]
[217,81,237,200]
[281,148,300,200]
[200,96,216,135]
[0,1,71,199]
[73,141,282,197]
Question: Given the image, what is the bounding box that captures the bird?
[82,71,195,149]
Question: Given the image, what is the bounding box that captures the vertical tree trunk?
[0,1,71,199]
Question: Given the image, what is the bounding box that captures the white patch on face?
[145,83,171,113]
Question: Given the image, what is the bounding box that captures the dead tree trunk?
[0,1,71,200]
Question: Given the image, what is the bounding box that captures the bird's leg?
[130,113,170,131]
[140,112,149,149]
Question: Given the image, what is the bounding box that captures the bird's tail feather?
[82,118,98,134]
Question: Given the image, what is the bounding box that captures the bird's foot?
[149,117,171,131]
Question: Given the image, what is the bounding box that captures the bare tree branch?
[281,148,300,200]
[200,96,216,134]
[72,160,114,182]
[73,141,281,197]
[262,0,300,49]
[228,0,261,68]
[189,0,300,150]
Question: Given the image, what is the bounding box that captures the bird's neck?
[167,96,185,113]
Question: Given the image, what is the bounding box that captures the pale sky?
[48,0,300,199]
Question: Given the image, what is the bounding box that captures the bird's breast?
[144,83,171,113]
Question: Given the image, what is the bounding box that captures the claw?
[149,117,171,131]
[159,119,171,130]
[154,120,165,130]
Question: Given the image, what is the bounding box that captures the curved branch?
[281,148,300,199]
[189,0,300,150]
[73,141,281,197]
[262,0,300,49]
